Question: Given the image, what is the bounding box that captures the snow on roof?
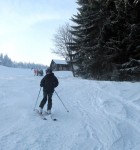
[52,59,67,65]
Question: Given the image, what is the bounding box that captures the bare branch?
[51,23,73,60]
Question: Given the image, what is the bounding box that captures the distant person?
[40,69,43,76]
[36,69,39,76]
[34,69,37,76]
[39,68,59,114]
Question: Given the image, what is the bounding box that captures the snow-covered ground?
[0,65,140,150]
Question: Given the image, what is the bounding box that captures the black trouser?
[39,91,53,110]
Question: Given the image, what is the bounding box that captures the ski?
[50,115,57,121]
[34,109,47,120]
[44,111,57,121]
[34,109,57,121]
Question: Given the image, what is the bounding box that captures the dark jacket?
[40,73,59,93]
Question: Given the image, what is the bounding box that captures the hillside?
[0,65,140,150]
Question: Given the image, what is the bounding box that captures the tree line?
[52,0,140,81]
[0,53,47,69]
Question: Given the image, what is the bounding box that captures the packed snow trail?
[0,66,140,150]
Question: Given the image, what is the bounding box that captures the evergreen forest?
[69,0,140,81]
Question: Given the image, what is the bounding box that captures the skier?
[39,67,59,114]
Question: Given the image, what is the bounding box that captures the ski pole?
[54,90,69,112]
[34,87,41,111]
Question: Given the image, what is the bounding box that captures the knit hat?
[46,67,52,74]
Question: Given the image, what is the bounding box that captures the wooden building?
[50,59,71,71]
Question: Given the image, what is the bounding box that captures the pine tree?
[70,0,140,80]
[99,0,140,80]
[120,0,140,81]
[70,0,106,78]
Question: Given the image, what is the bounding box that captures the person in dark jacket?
[39,68,59,114]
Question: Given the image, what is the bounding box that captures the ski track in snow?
[0,66,140,150]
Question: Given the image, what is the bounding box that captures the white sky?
[0,0,77,66]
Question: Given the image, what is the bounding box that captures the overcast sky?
[0,0,77,66]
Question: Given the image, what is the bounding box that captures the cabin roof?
[52,59,67,65]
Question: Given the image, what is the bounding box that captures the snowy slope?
[0,65,140,150]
